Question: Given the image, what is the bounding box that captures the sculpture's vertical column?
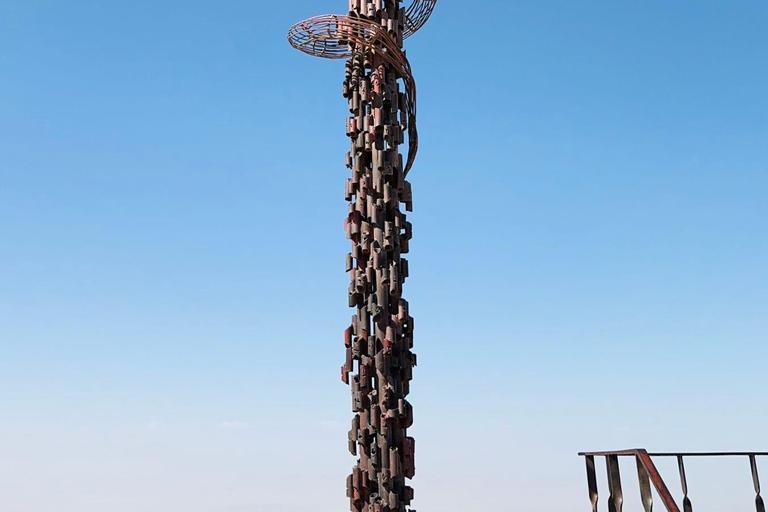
[341,2,416,511]
[288,2,437,510]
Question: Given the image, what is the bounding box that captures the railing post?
[607,455,624,512]
[677,456,693,512]
[636,455,654,512]
[585,455,599,512]
[750,456,766,512]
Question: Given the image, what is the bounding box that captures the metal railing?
[579,449,768,512]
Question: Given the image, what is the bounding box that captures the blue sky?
[1,1,767,511]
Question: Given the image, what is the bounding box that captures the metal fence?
[579,449,768,512]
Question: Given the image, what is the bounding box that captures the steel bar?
[288,2,436,511]
[585,455,599,512]
[677,456,693,512]
[607,455,624,512]
[581,451,768,458]
[636,455,654,512]
[651,453,768,458]
[751,456,766,512]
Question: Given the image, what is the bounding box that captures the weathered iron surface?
[288,2,436,511]
[580,449,768,512]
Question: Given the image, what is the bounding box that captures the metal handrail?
[578,449,768,512]
[583,451,768,457]
[580,449,680,512]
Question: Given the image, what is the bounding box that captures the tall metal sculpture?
[288,2,437,511]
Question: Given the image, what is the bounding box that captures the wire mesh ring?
[404,0,437,38]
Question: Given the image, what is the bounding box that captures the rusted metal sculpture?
[288,2,436,511]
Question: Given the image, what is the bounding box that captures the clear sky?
[1,1,767,511]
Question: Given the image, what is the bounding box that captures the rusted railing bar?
[607,454,624,512]
[585,455,599,512]
[636,455,654,512]
[677,456,693,512]
[652,452,768,457]
[581,450,654,457]
[751,455,766,512]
